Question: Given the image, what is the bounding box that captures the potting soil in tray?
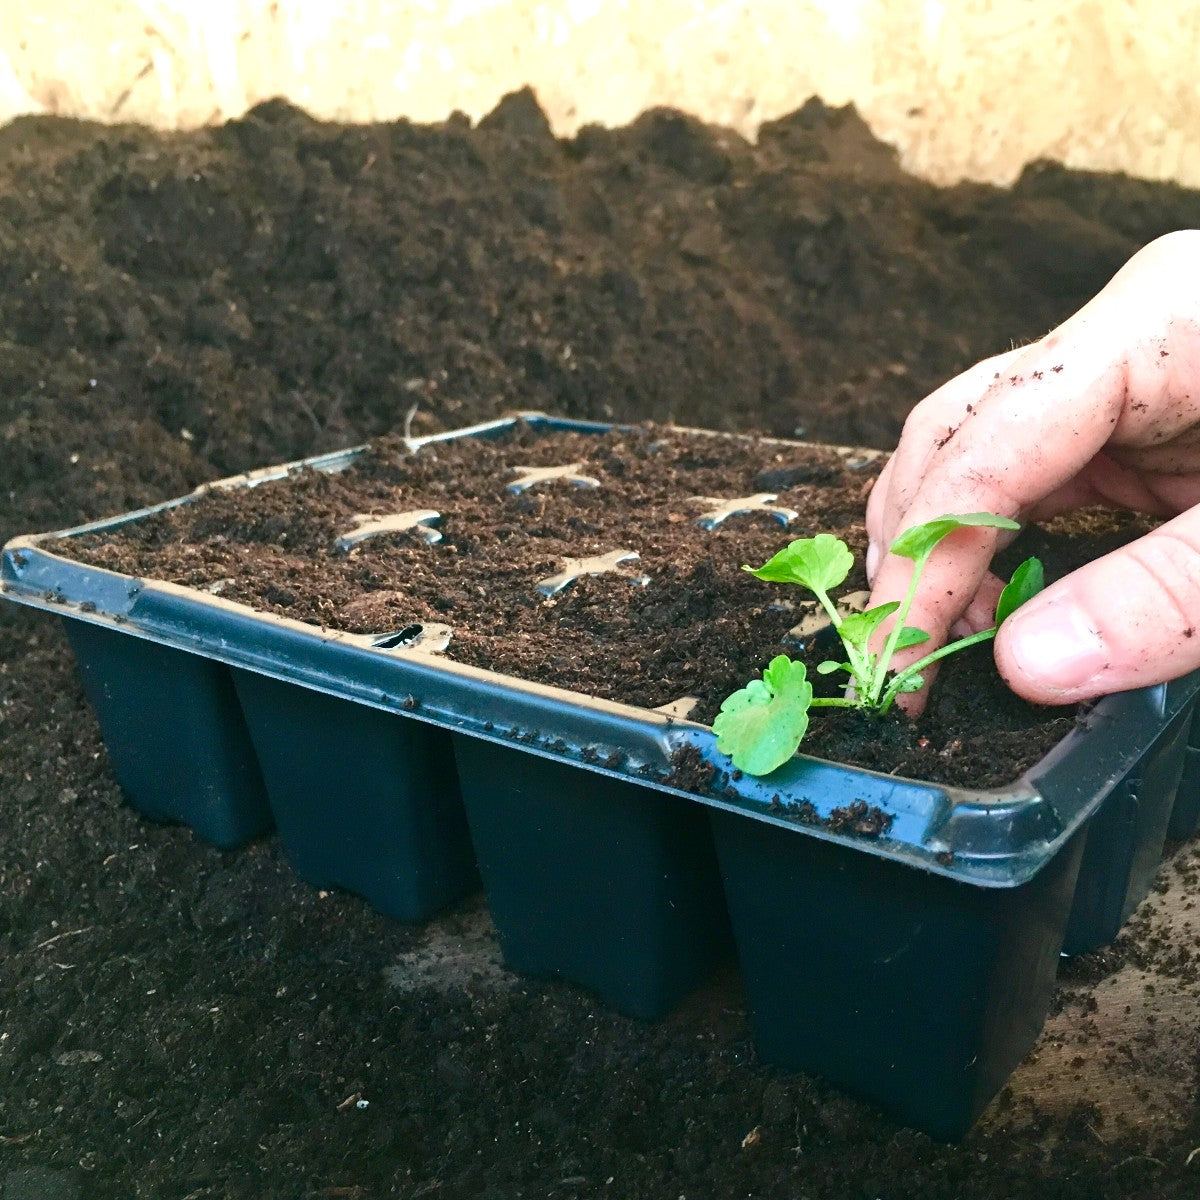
[55,419,1152,789]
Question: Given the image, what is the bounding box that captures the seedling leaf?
[838,602,900,648]
[817,660,849,675]
[725,511,1028,769]
[889,512,1020,562]
[893,626,931,651]
[713,655,813,776]
[995,556,1045,626]
[744,534,854,593]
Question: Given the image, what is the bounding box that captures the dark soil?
[59,420,1142,788]
[4,90,1200,1198]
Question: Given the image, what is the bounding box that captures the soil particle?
[666,742,718,794]
[826,799,893,837]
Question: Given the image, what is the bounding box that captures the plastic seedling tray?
[1167,706,1200,841]
[4,413,1198,1140]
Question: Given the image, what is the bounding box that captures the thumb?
[996,514,1200,704]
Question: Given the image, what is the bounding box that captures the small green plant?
[713,513,1044,776]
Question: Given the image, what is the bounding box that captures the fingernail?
[1003,600,1107,693]
[866,542,879,583]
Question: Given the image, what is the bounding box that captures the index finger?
[863,235,1200,695]
[870,324,1131,655]
[864,348,1025,582]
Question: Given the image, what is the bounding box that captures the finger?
[866,348,1027,559]
[996,508,1200,703]
[864,455,895,583]
[864,334,1125,714]
[874,230,1200,569]
[953,571,1005,636]
[1023,451,1200,524]
[872,526,1011,714]
[870,234,1200,685]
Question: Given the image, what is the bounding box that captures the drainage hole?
[373,624,423,649]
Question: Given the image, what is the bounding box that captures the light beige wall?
[2,0,1198,188]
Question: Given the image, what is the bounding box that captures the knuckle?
[924,455,1023,519]
[1127,231,1200,317]
[897,400,940,445]
[1140,229,1200,267]
[1121,530,1200,634]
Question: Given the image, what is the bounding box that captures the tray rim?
[4,411,1195,888]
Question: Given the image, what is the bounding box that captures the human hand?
[864,230,1200,709]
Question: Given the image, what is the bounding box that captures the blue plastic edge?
[3,411,1197,889]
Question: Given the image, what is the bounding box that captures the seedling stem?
[713,515,1044,776]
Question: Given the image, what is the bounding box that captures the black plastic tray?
[4,413,1198,1140]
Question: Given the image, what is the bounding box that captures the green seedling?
[713,514,1044,776]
